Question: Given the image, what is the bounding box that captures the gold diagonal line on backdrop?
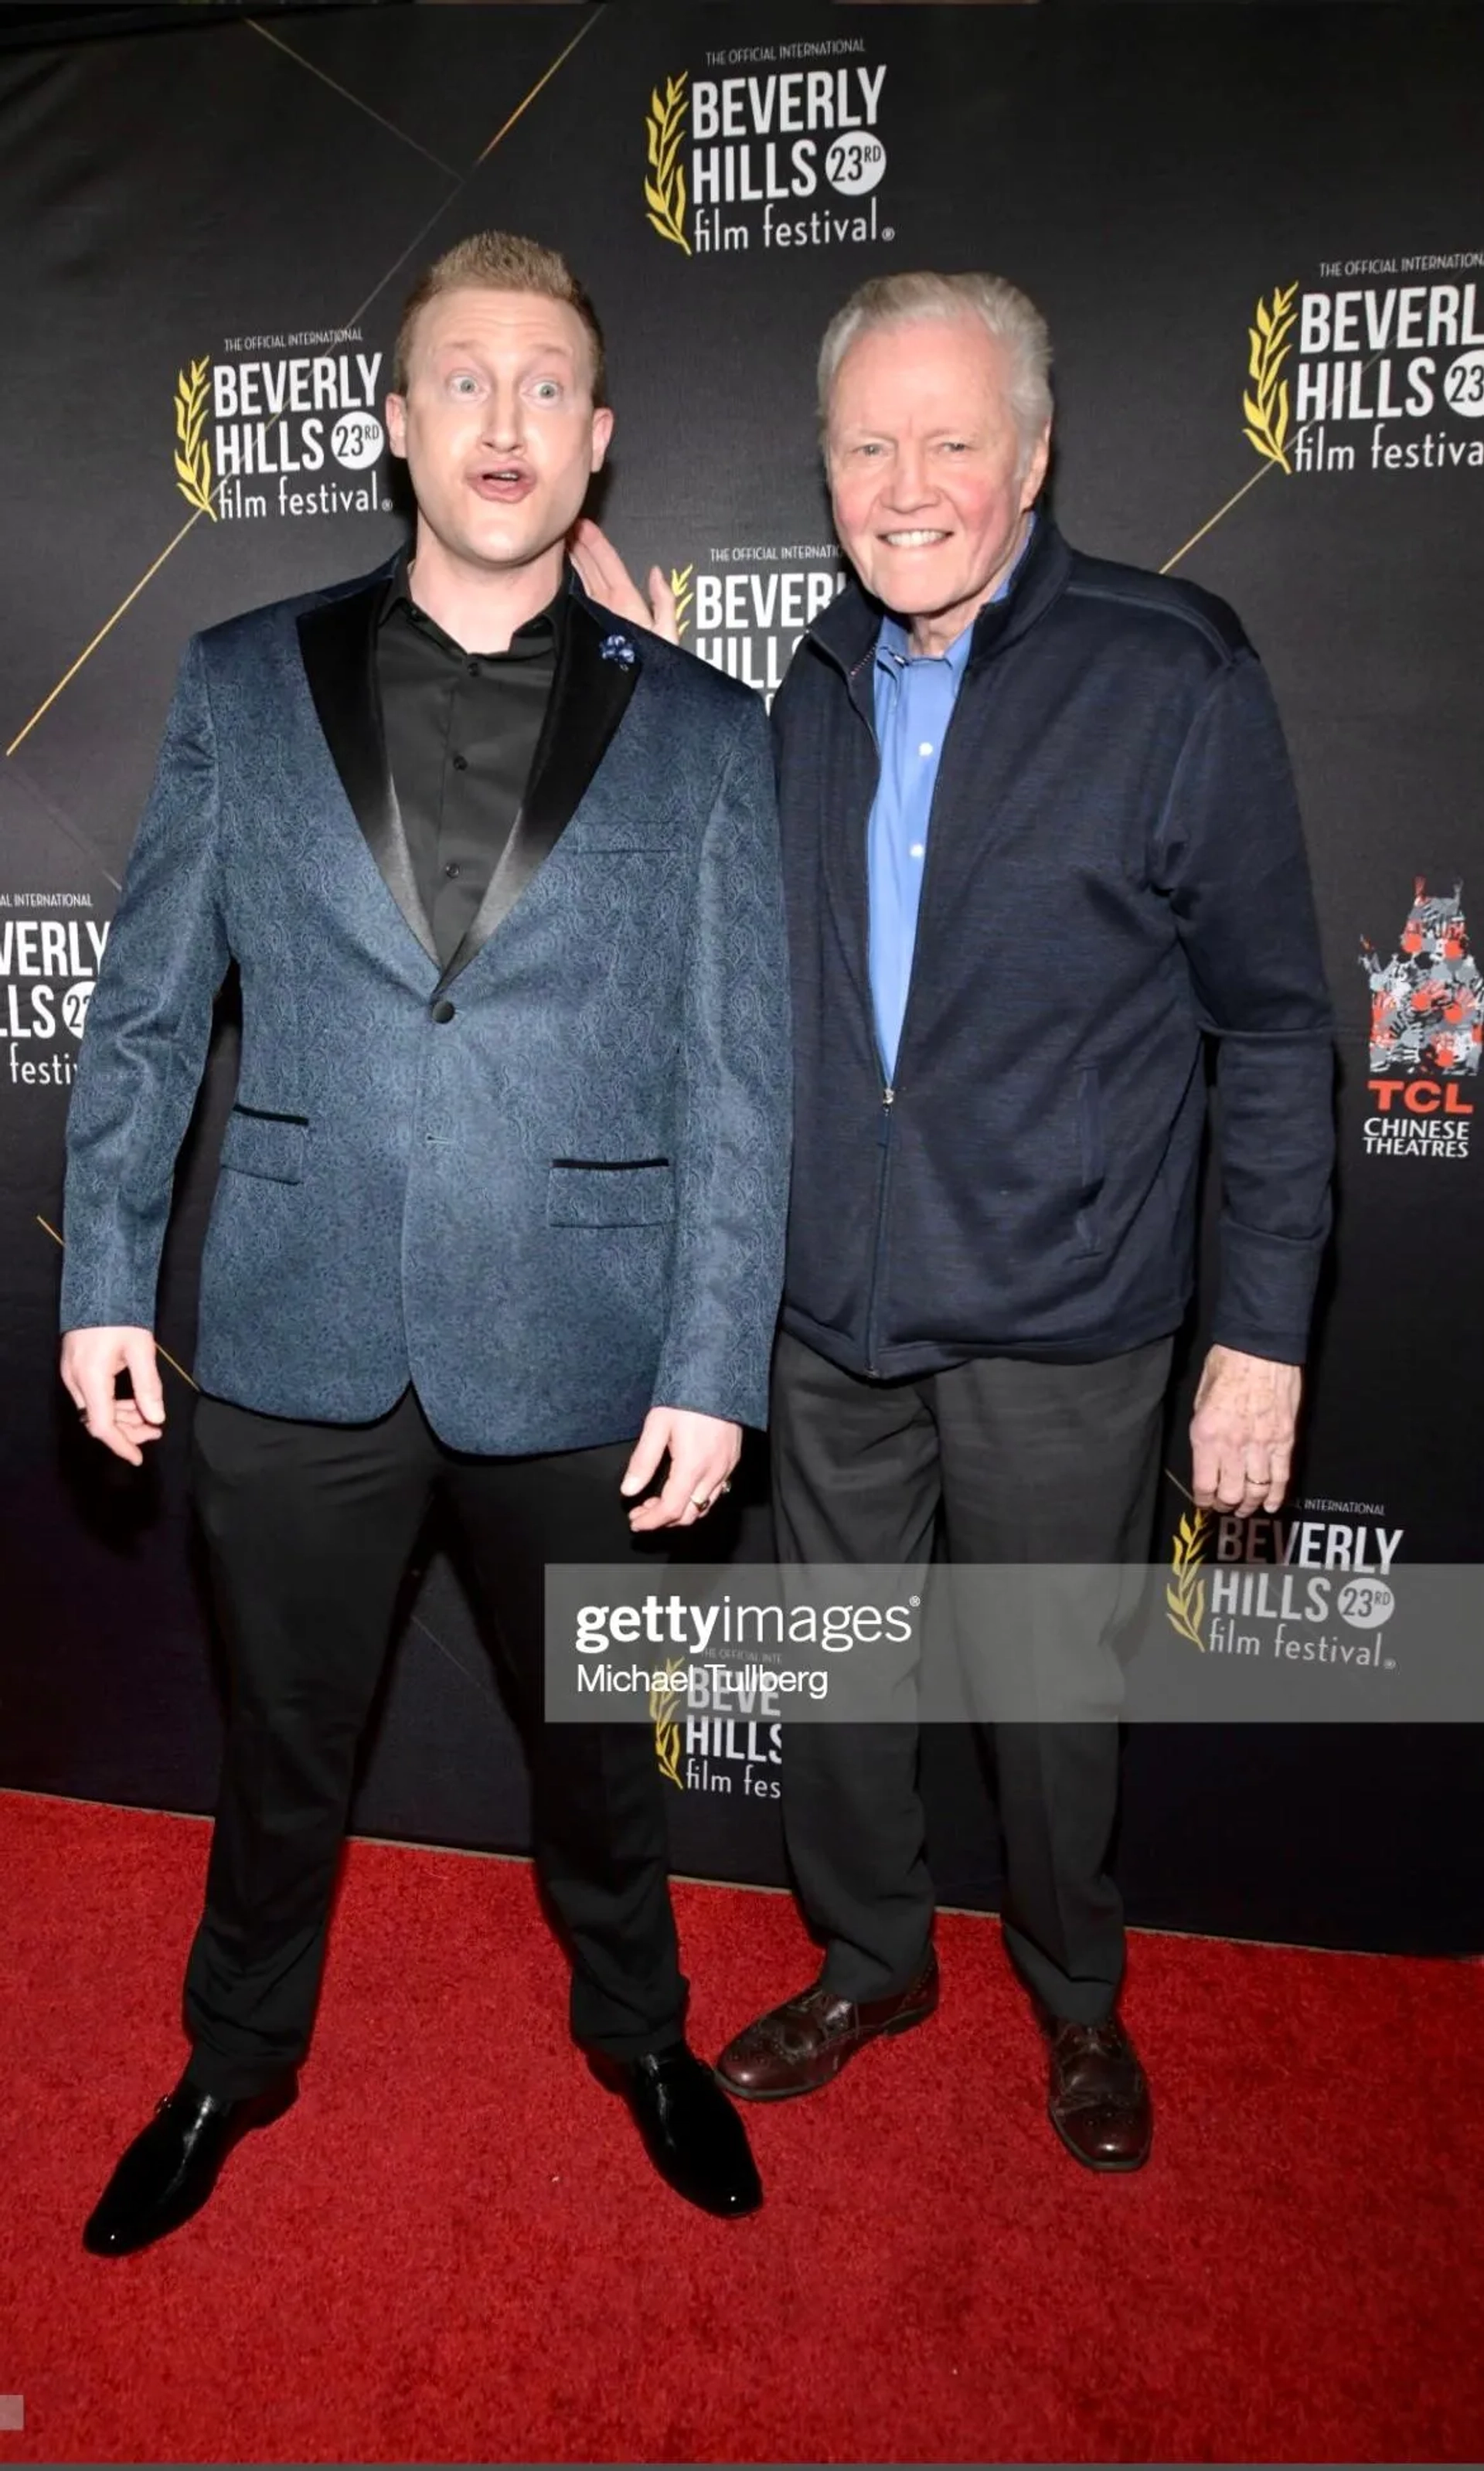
[475,12,599,164]
[411,1612,495,1697]
[1160,344,1396,576]
[1159,466,1273,576]
[3,14,606,761]
[339,10,604,331]
[35,1217,199,1390]
[246,17,463,179]
[6,513,203,759]
[6,752,124,894]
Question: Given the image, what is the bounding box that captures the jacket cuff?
[1212,1217,1323,1367]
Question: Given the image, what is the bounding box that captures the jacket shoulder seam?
[1064,574,1242,664]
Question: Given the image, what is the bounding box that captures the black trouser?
[183,1387,684,2099]
[771,1330,1173,2026]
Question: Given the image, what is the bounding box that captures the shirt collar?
[380,553,567,659]
[875,511,1038,676]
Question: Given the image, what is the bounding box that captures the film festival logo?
[0,904,108,1098]
[665,546,846,706]
[1360,879,1479,1161]
[648,1662,782,1800]
[643,52,893,260]
[1165,1501,1404,1677]
[1240,263,1484,480]
[171,335,391,526]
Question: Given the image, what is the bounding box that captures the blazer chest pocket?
[547,1159,674,1227]
[220,1104,308,1185]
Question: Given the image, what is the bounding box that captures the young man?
[575,268,1334,2173]
[62,230,790,2251]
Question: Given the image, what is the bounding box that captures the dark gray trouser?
[770,1329,1173,2025]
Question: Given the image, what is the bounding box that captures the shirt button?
[466,660,480,677]
[444,862,461,879]
[910,843,925,859]
[431,999,456,1023]
[451,752,468,772]
[918,741,934,757]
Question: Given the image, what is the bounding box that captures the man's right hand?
[60,1327,166,1466]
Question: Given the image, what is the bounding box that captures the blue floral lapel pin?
[600,631,637,669]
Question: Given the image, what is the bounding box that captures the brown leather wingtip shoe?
[715,1950,938,2101]
[1043,2011,1152,2172]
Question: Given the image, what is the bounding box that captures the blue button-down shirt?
[867,525,1033,1082]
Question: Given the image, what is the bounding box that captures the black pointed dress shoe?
[82,2067,298,2257]
[615,2043,762,2217]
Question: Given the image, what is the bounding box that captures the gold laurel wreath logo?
[1166,1508,1212,1649]
[650,1661,687,1788]
[645,73,691,254]
[173,356,216,519]
[669,563,695,640]
[1243,283,1298,474]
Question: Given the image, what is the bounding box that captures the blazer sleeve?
[60,634,231,1331]
[1154,648,1336,1364]
[650,689,792,1428]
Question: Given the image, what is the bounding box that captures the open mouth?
[470,465,536,502]
[880,529,951,549]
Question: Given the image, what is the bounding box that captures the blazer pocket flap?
[547,1160,675,1227]
[561,812,686,853]
[220,1109,307,1184]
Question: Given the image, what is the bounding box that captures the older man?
[575,269,1334,2172]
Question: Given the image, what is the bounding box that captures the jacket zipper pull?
[878,1083,895,1145]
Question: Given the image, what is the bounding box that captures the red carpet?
[1,1788,1480,2466]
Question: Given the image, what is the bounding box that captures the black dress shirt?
[376,560,564,967]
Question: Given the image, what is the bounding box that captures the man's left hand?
[621,1407,741,1530]
[1190,1345,1302,1517]
[569,519,680,645]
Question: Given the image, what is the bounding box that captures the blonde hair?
[393,229,606,403]
[818,270,1052,453]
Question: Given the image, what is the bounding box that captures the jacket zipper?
[853,636,986,1377]
[863,1081,895,1377]
[846,659,897,1377]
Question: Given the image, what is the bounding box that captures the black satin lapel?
[434,597,639,992]
[296,587,437,964]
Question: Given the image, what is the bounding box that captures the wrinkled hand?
[1190,1345,1302,1518]
[621,1407,740,1531]
[569,518,680,645]
[61,1326,166,1468]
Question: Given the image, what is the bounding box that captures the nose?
[883,445,935,512]
[479,383,524,453]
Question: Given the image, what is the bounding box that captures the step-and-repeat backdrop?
[2,2,1480,1952]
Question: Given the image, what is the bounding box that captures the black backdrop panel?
[2,4,1480,1953]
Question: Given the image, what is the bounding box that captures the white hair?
[817,270,1053,455]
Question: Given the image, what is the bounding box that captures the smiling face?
[826,314,1050,654]
[385,284,613,580]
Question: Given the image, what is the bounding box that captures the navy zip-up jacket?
[772,515,1336,1378]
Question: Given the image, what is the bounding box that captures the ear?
[1020,420,1052,510]
[385,393,408,461]
[590,403,614,472]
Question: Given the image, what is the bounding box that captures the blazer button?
[431,998,456,1023]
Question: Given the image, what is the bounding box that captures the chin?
[464,525,553,573]
[866,559,957,613]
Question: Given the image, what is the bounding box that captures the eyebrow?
[434,336,577,362]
